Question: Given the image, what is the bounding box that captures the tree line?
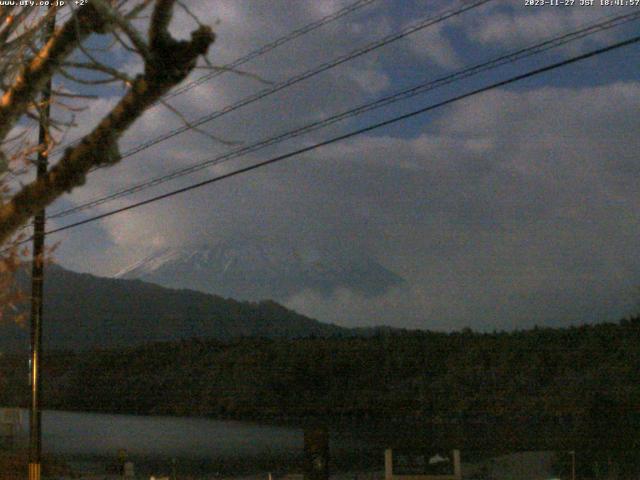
[1,317,639,477]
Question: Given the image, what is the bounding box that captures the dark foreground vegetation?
[1,317,639,477]
[0,450,71,480]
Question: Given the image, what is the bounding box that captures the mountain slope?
[0,264,348,353]
[115,238,404,301]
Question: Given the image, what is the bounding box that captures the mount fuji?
[115,237,404,301]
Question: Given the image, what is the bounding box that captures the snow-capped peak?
[114,247,184,278]
[114,238,403,301]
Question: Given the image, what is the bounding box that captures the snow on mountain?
[114,248,184,278]
[115,238,404,301]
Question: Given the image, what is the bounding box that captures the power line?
[47,10,640,220]
[46,0,493,218]
[14,0,486,237]
[36,34,640,240]
[165,0,379,100]
[80,0,493,167]
[49,0,378,157]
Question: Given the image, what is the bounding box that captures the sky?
[34,0,640,331]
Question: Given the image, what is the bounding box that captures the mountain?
[0,264,348,353]
[115,237,404,301]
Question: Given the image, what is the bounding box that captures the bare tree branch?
[91,0,152,62]
[125,0,155,20]
[149,0,175,49]
[0,6,215,245]
[159,98,240,147]
[0,4,108,144]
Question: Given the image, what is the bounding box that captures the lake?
[17,409,301,457]
[8,409,312,475]
[4,409,559,479]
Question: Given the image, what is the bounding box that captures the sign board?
[123,461,135,478]
[385,449,461,480]
[304,427,329,480]
[0,408,21,448]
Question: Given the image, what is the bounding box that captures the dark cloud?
[52,2,640,330]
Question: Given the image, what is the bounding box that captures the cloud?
[281,82,640,329]
[407,22,462,69]
[338,63,390,95]
[48,2,640,331]
[58,82,640,329]
[467,5,622,51]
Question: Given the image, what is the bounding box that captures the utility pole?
[29,8,55,480]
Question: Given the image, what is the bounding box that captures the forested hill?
[2,318,639,442]
[0,264,347,352]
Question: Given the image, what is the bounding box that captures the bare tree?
[0,0,215,319]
